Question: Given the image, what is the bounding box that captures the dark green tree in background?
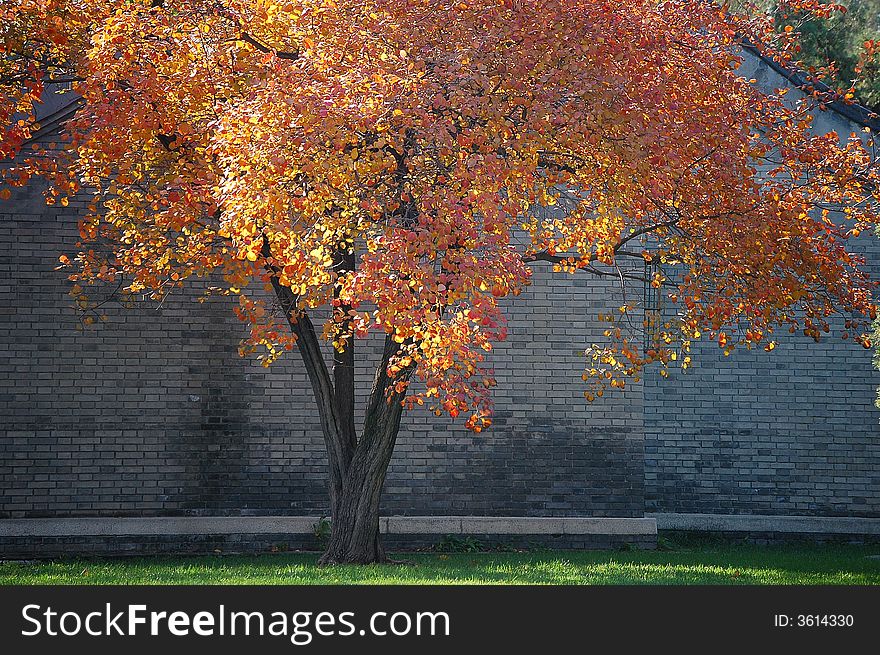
[737,0,880,109]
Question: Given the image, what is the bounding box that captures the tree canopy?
[2,0,879,431]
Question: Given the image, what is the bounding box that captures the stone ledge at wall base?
[6,514,880,556]
[0,516,658,558]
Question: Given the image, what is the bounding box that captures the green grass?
[2,541,879,585]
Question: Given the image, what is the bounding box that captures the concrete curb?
[0,516,657,537]
[8,515,879,538]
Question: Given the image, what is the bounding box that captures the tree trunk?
[317,431,395,564]
[319,334,407,564]
[266,238,410,565]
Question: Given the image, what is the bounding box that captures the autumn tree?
[2,0,880,563]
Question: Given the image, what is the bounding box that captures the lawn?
[2,540,879,585]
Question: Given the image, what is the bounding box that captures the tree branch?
[239,32,300,60]
[261,235,352,513]
[332,245,357,458]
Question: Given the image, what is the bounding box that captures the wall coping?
[651,513,880,535]
[0,516,657,537]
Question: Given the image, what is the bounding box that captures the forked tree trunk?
[267,241,411,564]
[319,335,407,564]
[318,410,401,564]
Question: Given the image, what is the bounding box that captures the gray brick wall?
[644,311,880,518]
[2,49,878,527]
[0,177,645,520]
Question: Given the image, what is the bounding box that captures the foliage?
[2,546,880,584]
[2,0,879,430]
[312,516,332,547]
[435,535,489,552]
